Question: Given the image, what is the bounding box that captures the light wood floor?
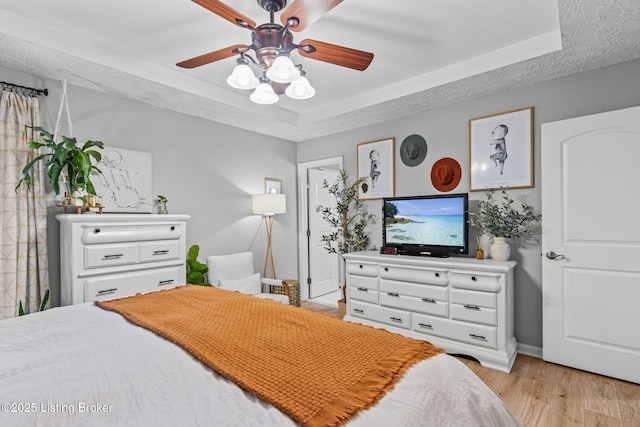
[300,301,640,427]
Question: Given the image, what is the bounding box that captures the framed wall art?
[91,147,153,213]
[357,137,395,200]
[265,178,282,194]
[469,107,534,191]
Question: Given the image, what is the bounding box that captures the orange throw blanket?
[96,286,444,427]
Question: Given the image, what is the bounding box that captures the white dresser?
[343,251,517,372]
[57,214,190,306]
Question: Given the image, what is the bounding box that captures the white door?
[308,168,341,298]
[541,106,640,384]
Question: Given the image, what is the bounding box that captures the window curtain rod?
[0,81,48,97]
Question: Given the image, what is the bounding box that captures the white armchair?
[205,252,290,304]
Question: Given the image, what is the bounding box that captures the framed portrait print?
[357,138,395,200]
[265,178,282,194]
[469,107,534,191]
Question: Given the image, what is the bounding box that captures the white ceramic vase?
[490,237,511,262]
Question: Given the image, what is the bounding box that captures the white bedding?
[0,303,521,427]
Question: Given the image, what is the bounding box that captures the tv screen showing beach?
[384,197,466,247]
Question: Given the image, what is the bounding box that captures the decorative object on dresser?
[316,169,376,317]
[205,252,290,305]
[57,214,190,305]
[469,107,534,191]
[158,195,169,214]
[344,251,518,373]
[186,245,210,286]
[264,177,282,194]
[356,138,395,200]
[251,192,287,279]
[16,126,104,204]
[468,188,541,261]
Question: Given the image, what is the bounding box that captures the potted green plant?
[186,245,210,286]
[468,188,541,261]
[15,127,104,201]
[158,195,169,214]
[316,169,376,317]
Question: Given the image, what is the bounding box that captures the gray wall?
[1,66,298,307]
[297,58,640,350]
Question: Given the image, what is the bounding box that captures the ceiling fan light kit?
[178,0,374,105]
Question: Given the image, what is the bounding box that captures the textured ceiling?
[0,0,639,142]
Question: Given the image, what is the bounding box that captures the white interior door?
[541,106,640,384]
[308,168,341,298]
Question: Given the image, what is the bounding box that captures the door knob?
[546,251,566,260]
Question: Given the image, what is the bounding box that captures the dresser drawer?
[450,288,496,308]
[84,244,138,269]
[413,313,497,349]
[139,240,181,263]
[80,223,183,244]
[85,267,182,302]
[380,279,448,301]
[350,301,411,330]
[449,271,501,292]
[380,292,448,317]
[349,285,378,303]
[450,303,497,326]
[380,265,448,286]
[349,274,377,291]
[347,262,378,277]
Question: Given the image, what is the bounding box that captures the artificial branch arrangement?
[468,188,541,239]
[316,169,376,301]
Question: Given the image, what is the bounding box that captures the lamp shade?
[252,193,286,215]
[285,75,315,100]
[250,82,279,104]
[266,55,300,83]
[226,63,259,90]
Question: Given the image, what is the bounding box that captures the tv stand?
[343,251,517,373]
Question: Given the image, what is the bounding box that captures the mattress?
[0,302,521,426]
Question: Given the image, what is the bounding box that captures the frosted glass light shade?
[285,76,315,100]
[226,64,259,90]
[266,56,300,83]
[252,194,286,215]
[250,82,279,104]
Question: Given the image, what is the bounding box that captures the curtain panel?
[0,91,49,319]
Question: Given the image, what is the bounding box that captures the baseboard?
[517,343,543,359]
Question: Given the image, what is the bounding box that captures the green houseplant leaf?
[186,245,210,286]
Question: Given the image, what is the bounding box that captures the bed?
[0,286,520,427]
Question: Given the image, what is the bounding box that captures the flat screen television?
[382,193,469,257]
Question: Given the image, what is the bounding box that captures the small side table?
[271,279,300,307]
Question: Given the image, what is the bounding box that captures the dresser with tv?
[343,251,517,373]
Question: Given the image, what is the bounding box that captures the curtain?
[0,91,49,319]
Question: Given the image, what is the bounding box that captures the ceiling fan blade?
[281,0,343,32]
[192,0,256,28]
[298,39,374,71]
[176,44,246,69]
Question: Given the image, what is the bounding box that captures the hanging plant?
[16,127,104,196]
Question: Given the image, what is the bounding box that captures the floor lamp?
[251,193,286,279]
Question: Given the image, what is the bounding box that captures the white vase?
[490,237,511,262]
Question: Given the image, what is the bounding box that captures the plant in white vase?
[468,188,541,261]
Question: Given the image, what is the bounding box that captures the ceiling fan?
[176,0,375,104]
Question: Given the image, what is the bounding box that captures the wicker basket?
[337,299,346,319]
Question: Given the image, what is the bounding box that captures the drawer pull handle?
[435,272,440,278]
[356,287,369,292]
[94,228,101,233]
[153,250,170,255]
[359,264,363,269]
[469,333,487,341]
[170,226,175,231]
[463,304,481,310]
[422,298,436,304]
[384,267,389,272]
[158,279,175,286]
[471,276,477,281]
[353,308,364,314]
[97,288,117,295]
[387,292,399,297]
[102,254,124,260]
[389,317,403,323]
[418,322,432,329]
